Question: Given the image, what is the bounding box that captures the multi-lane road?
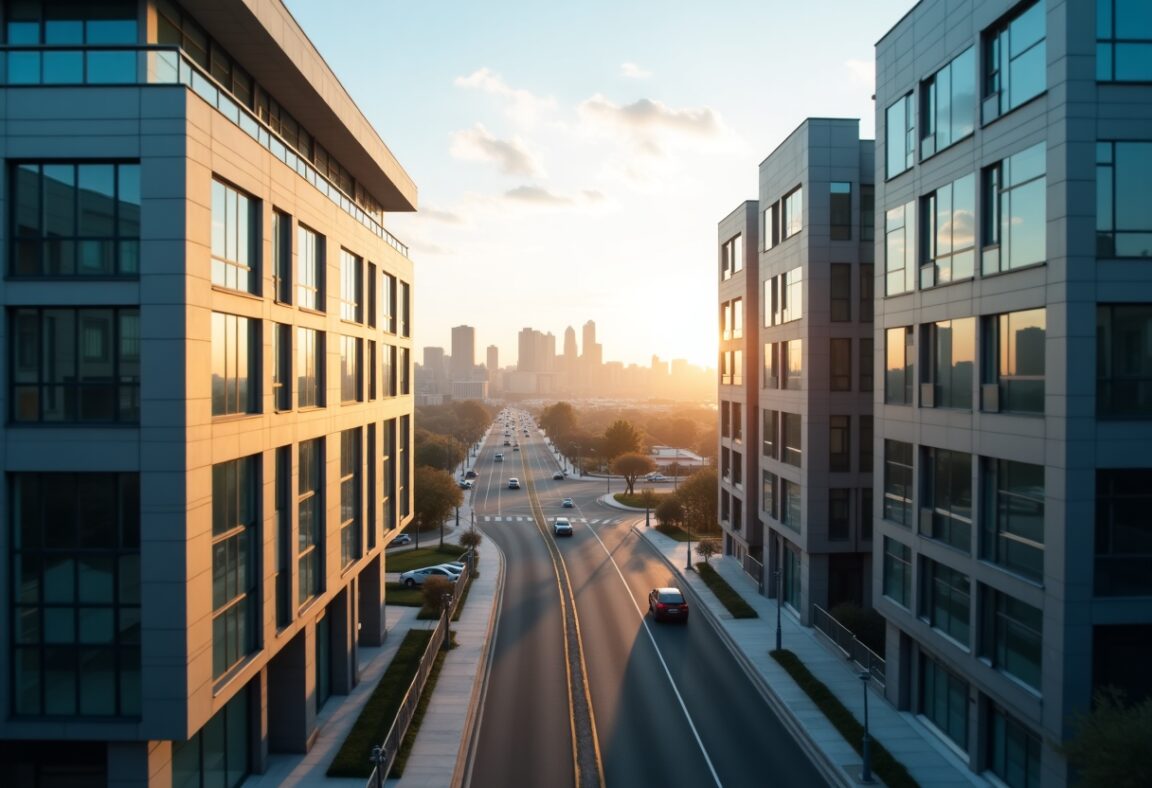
[463,410,826,788]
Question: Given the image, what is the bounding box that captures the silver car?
[399,565,461,588]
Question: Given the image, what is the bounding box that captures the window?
[780,267,803,323]
[860,338,874,393]
[382,343,397,397]
[830,264,852,322]
[272,323,291,411]
[732,298,744,340]
[921,174,976,287]
[921,558,971,646]
[763,277,777,328]
[860,263,874,322]
[983,143,1046,275]
[883,537,912,606]
[399,281,411,338]
[984,0,1047,120]
[782,187,803,239]
[829,415,850,472]
[721,401,731,438]
[862,489,874,540]
[923,447,973,552]
[732,349,744,386]
[399,347,411,395]
[884,439,913,526]
[885,326,914,405]
[1096,141,1152,258]
[860,415,874,472]
[273,209,292,303]
[732,450,744,487]
[783,339,803,390]
[885,93,915,178]
[1097,304,1152,417]
[9,161,140,277]
[885,201,916,295]
[988,705,1042,788]
[830,338,852,391]
[297,224,324,310]
[722,302,733,341]
[732,402,743,443]
[763,203,778,250]
[983,309,1046,414]
[9,472,140,717]
[340,429,362,569]
[829,489,851,540]
[211,313,259,417]
[296,328,323,409]
[367,424,377,549]
[382,273,397,333]
[211,179,258,294]
[340,249,363,323]
[721,447,732,483]
[382,419,396,532]
[783,545,801,607]
[982,459,1045,582]
[1095,469,1152,596]
[1097,0,1152,82]
[368,340,377,400]
[763,342,777,389]
[171,689,250,788]
[921,47,976,157]
[980,586,1042,690]
[399,415,411,517]
[781,479,801,532]
[339,335,362,404]
[782,412,802,467]
[861,186,875,243]
[367,263,378,328]
[721,234,743,281]
[274,446,291,628]
[297,439,323,606]
[830,182,852,240]
[762,470,777,519]
[212,456,258,679]
[921,655,969,750]
[925,318,975,410]
[762,409,778,460]
[10,307,140,423]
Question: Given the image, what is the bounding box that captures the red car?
[648,587,689,623]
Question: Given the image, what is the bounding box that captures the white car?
[508,477,521,489]
[399,565,461,588]
[644,473,668,482]
[553,517,573,536]
[391,533,412,546]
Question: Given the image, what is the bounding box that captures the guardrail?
[811,603,886,690]
[742,554,765,593]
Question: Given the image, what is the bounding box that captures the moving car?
[494,453,504,462]
[644,473,668,482]
[648,587,689,622]
[552,471,565,480]
[464,469,478,479]
[561,497,574,508]
[391,533,412,546]
[508,477,521,489]
[399,565,461,588]
[459,479,474,489]
[503,440,511,446]
[513,445,520,452]
[553,517,573,536]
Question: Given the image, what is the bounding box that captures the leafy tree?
[1063,689,1152,788]
[557,429,598,474]
[422,576,455,616]
[678,468,719,534]
[413,429,465,472]
[602,419,642,461]
[695,538,721,564]
[540,401,578,438]
[638,488,659,526]
[459,528,483,554]
[695,425,719,459]
[611,452,656,495]
[452,400,492,446]
[655,496,685,529]
[412,466,462,549]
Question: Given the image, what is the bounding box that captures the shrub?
[421,576,454,614]
[695,562,757,618]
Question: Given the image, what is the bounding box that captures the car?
[513,445,520,452]
[459,479,474,489]
[508,477,521,489]
[503,440,511,446]
[494,453,504,462]
[399,565,461,588]
[464,469,478,479]
[644,473,668,482]
[553,517,573,536]
[561,497,574,508]
[648,587,689,622]
[436,561,467,572]
[552,471,565,480]
[391,533,412,546]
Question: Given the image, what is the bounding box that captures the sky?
[283,0,915,369]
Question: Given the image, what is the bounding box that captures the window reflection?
[1096,141,1152,258]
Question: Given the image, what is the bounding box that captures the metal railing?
[811,603,886,690]
[742,553,765,593]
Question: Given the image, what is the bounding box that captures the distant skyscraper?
[423,346,447,396]
[582,320,597,357]
[564,326,578,359]
[486,345,499,374]
[450,325,475,382]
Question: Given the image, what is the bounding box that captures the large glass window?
[10,307,140,423]
[782,339,803,390]
[923,447,973,552]
[273,210,292,303]
[983,309,1046,414]
[860,338,874,393]
[921,174,976,286]
[1097,0,1152,82]
[9,162,140,277]
[830,182,852,240]
[297,225,324,311]
[720,234,743,281]
[296,328,323,409]
[983,143,1046,275]
[829,489,850,540]
[982,459,1045,582]
[860,263,874,322]
[732,298,744,340]
[830,263,852,322]
[763,341,777,389]
[781,479,801,532]
[297,439,323,607]
[926,318,975,409]
[860,415,874,473]
[831,338,852,391]
[399,415,411,517]
[883,537,912,607]
[780,267,803,324]
[885,326,914,405]
[339,249,363,323]
[921,558,971,646]
[884,439,913,526]
[921,47,976,157]
[782,412,802,468]
[211,179,258,294]
[212,313,259,417]
[886,93,915,178]
[1097,304,1152,418]
[339,335,362,404]
[1096,141,1152,258]
[212,456,258,679]
[400,281,411,338]
[921,655,969,750]
[782,187,803,239]
[984,0,1047,119]
[272,323,291,412]
[762,470,777,519]
[382,419,396,532]
[1095,469,1152,596]
[382,273,397,333]
[980,586,1042,690]
[988,705,1042,788]
[4,0,138,83]
[9,472,140,717]
[340,429,362,569]
[762,409,778,460]
[171,688,250,788]
[830,415,850,472]
[763,203,778,251]
[382,343,397,398]
[274,446,291,628]
[886,201,916,295]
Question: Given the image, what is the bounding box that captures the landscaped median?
[694,562,758,619]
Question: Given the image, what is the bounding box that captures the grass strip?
[389,633,455,777]
[694,562,758,618]
[771,649,918,788]
[386,543,470,572]
[326,629,433,778]
[655,524,691,541]
[385,583,424,606]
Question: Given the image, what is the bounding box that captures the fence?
[742,553,765,594]
[811,603,886,690]
[364,556,471,787]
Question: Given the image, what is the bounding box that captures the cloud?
[418,205,466,225]
[450,124,544,177]
[844,58,873,87]
[454,67,556,125]
[621,62,652,79]
[577,94,731,157]
[504,185,571,205]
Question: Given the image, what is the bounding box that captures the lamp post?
[859,671,874,783]
[686,529,693,571]
[775,566,783,652]
[369,745,386,788]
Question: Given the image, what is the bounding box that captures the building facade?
[0,1,417,785]
[873,1,1152,785]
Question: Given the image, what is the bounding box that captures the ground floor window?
[172,686,250,788]
[920,653,969,751]
[987,704,1041,788]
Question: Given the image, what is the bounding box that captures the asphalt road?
[467,410,825,787]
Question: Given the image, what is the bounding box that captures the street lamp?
[775,566,783,652]
[686,530,693,571]
[859,671,874,783]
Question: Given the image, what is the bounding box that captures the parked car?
[553,517,573,536]
[648,587,689,622]
[464,469,478,479]
[561,497,574,508]
[552,471,565,480]
[391,533,412,546]
[508,477,521,489]
[399,565,461,588]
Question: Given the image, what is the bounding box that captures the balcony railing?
[1,44,409,259]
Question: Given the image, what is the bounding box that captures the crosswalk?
[478,515,624,525]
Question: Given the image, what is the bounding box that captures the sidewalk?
[634,525,988,788]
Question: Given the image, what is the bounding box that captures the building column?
[267,627,312,753]
[358,554,386,646]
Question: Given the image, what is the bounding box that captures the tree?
[695,538,721,564]
[655,496,685,530]
[412,466,462,549]
[422,576,455,617]
[611,452,656,495]
[602,419,642,461]
[678,468,719,534]
[459,528,483,554]
[540,401,578,438]
[452,400,492,446]
[639,488,659,527]
[1063,689,1152,788]
[414,430,465,472]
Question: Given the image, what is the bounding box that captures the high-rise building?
[486,344,499,376]
[450,324,476,382]
[873,1,1152,784]
[0,1,417,784]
